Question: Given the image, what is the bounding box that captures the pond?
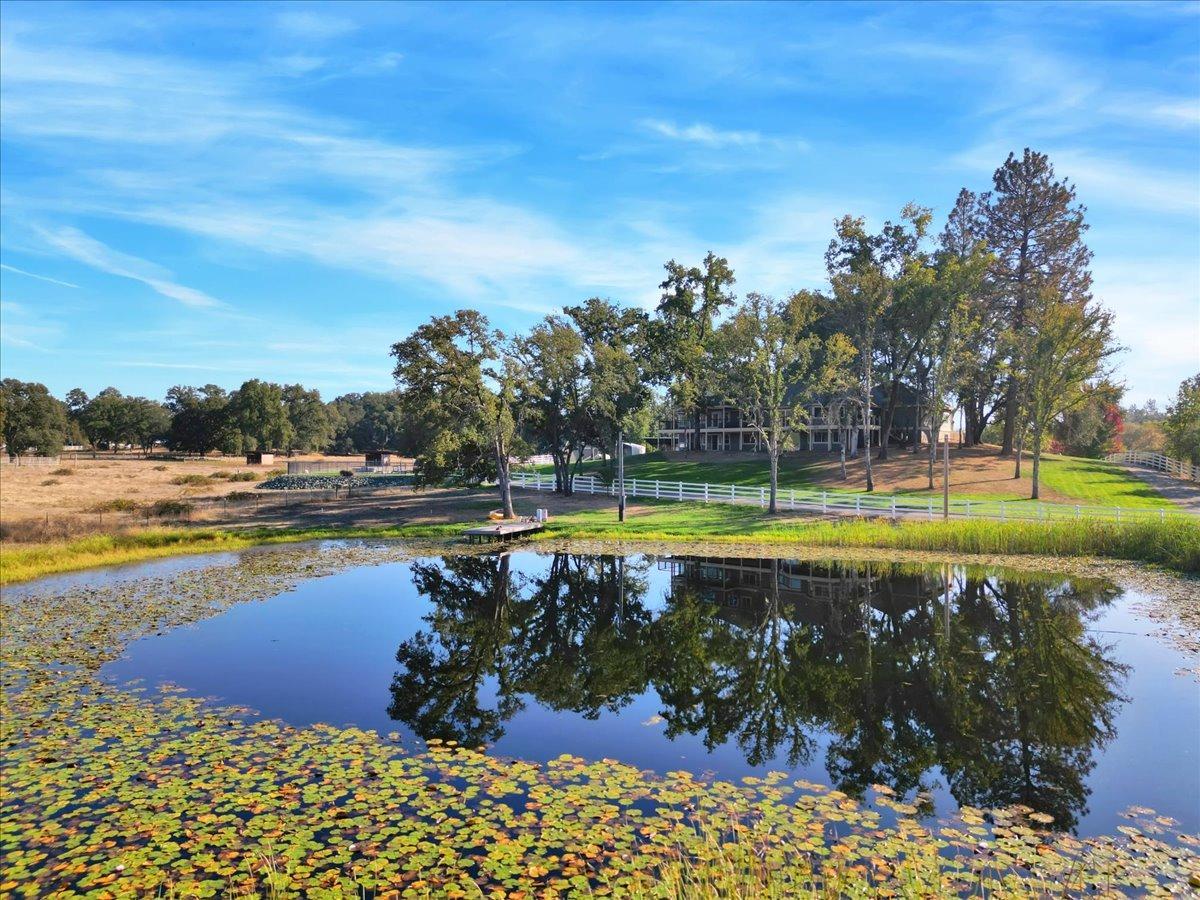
[100,551,1199,838]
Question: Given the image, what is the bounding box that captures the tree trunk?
[1030,429,1041,499]
[912,399,921,454]
[963,398,979,447]
[1000,378,1018,456]
[839,443,847,480]
[768,447,778,514]
[495,438,515,518]
[1013,426,1024,479]
[863,405,874,493]
[928,427,936,490]
[693,404,703,453]
[877,379,901,461]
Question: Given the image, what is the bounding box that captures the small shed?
[245,451,275,466]
[365,450,393,467]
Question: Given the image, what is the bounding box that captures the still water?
[101,551,1199,836]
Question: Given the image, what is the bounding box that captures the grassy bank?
[4,499,1198,584]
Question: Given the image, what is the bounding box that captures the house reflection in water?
[662,555,943,625]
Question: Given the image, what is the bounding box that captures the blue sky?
[1,0,1197,405]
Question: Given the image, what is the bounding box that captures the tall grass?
[0,524,459,585]
[3,508,1196,585]
[540,509,1200,572]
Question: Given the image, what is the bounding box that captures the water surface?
[101,551,1200,836]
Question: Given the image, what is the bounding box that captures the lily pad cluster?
[2,543,1197,897]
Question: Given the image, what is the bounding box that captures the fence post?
[927,498,933,519]
[1000,501,1005,521]
[965,500,970,518]
[678,482,683,501]
[855,496,861,514]
[631,477,637,497]
[1075,505,1080,519]
[759,487,765,508]
[655,481,660,499]
[730,484,735,501]
[1160,509,1165,523]
[891,496,897,519]
[821,491,827,513]
[704,483,709,503]
[790,489,795,510]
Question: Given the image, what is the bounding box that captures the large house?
[648,384,922,453]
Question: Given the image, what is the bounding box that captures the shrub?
[50,467,74,476]
[224,491,257,503]
[340,469,355,477]
[170,474,211,486]
[88,498,142,513]
[208,471,232,480]
[228,471,258,482]
[40,479,60,486]
[153,465,168,471]
[150,500,194,518]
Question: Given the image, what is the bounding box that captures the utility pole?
[617,428,626,522]
[943,433,950,521]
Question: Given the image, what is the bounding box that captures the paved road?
[1122,465,1200,514]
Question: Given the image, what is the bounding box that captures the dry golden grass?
[0,453,364,524]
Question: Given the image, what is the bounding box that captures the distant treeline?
[0,379,419,458]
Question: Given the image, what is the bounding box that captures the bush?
[88,498,142,513]
[340,469,355,477]
[224,491,257,503]
[150,500,194,518]
[153,465,168,471]
[40,479,60,486]
[170,474,211,486]
[228,471,258,482]
[50,467,74,476]
[208,471,232,480]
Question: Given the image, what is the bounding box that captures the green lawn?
[1036,455,1172,508]
[523,450,1175,508]
[525,452,824,488]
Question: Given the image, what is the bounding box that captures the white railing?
[510,471,1194,525]
[1105,451,1199,482]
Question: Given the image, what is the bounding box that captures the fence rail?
[1105,451,1199,482]
[1,455,61,467]
[511,471,1194,525]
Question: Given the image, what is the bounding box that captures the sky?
[1,1,1197,405]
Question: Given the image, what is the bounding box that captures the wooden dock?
[463,521,545,544]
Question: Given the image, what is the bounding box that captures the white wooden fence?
[1105,451,1199,482]
[510,471,1194,525]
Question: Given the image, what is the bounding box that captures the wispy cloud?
[35,226,226,310]
[0,263,79,288]
[274,10,357,41]
[0,300,62,352]
[641,119,808,151]
[0,33,677,314]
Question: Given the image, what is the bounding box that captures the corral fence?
[511,471,1194,525]
[287,460,412,475]
[1105,451,1199,483]
[1,455,61,467]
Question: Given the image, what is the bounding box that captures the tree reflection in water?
[390,553,1126,830]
